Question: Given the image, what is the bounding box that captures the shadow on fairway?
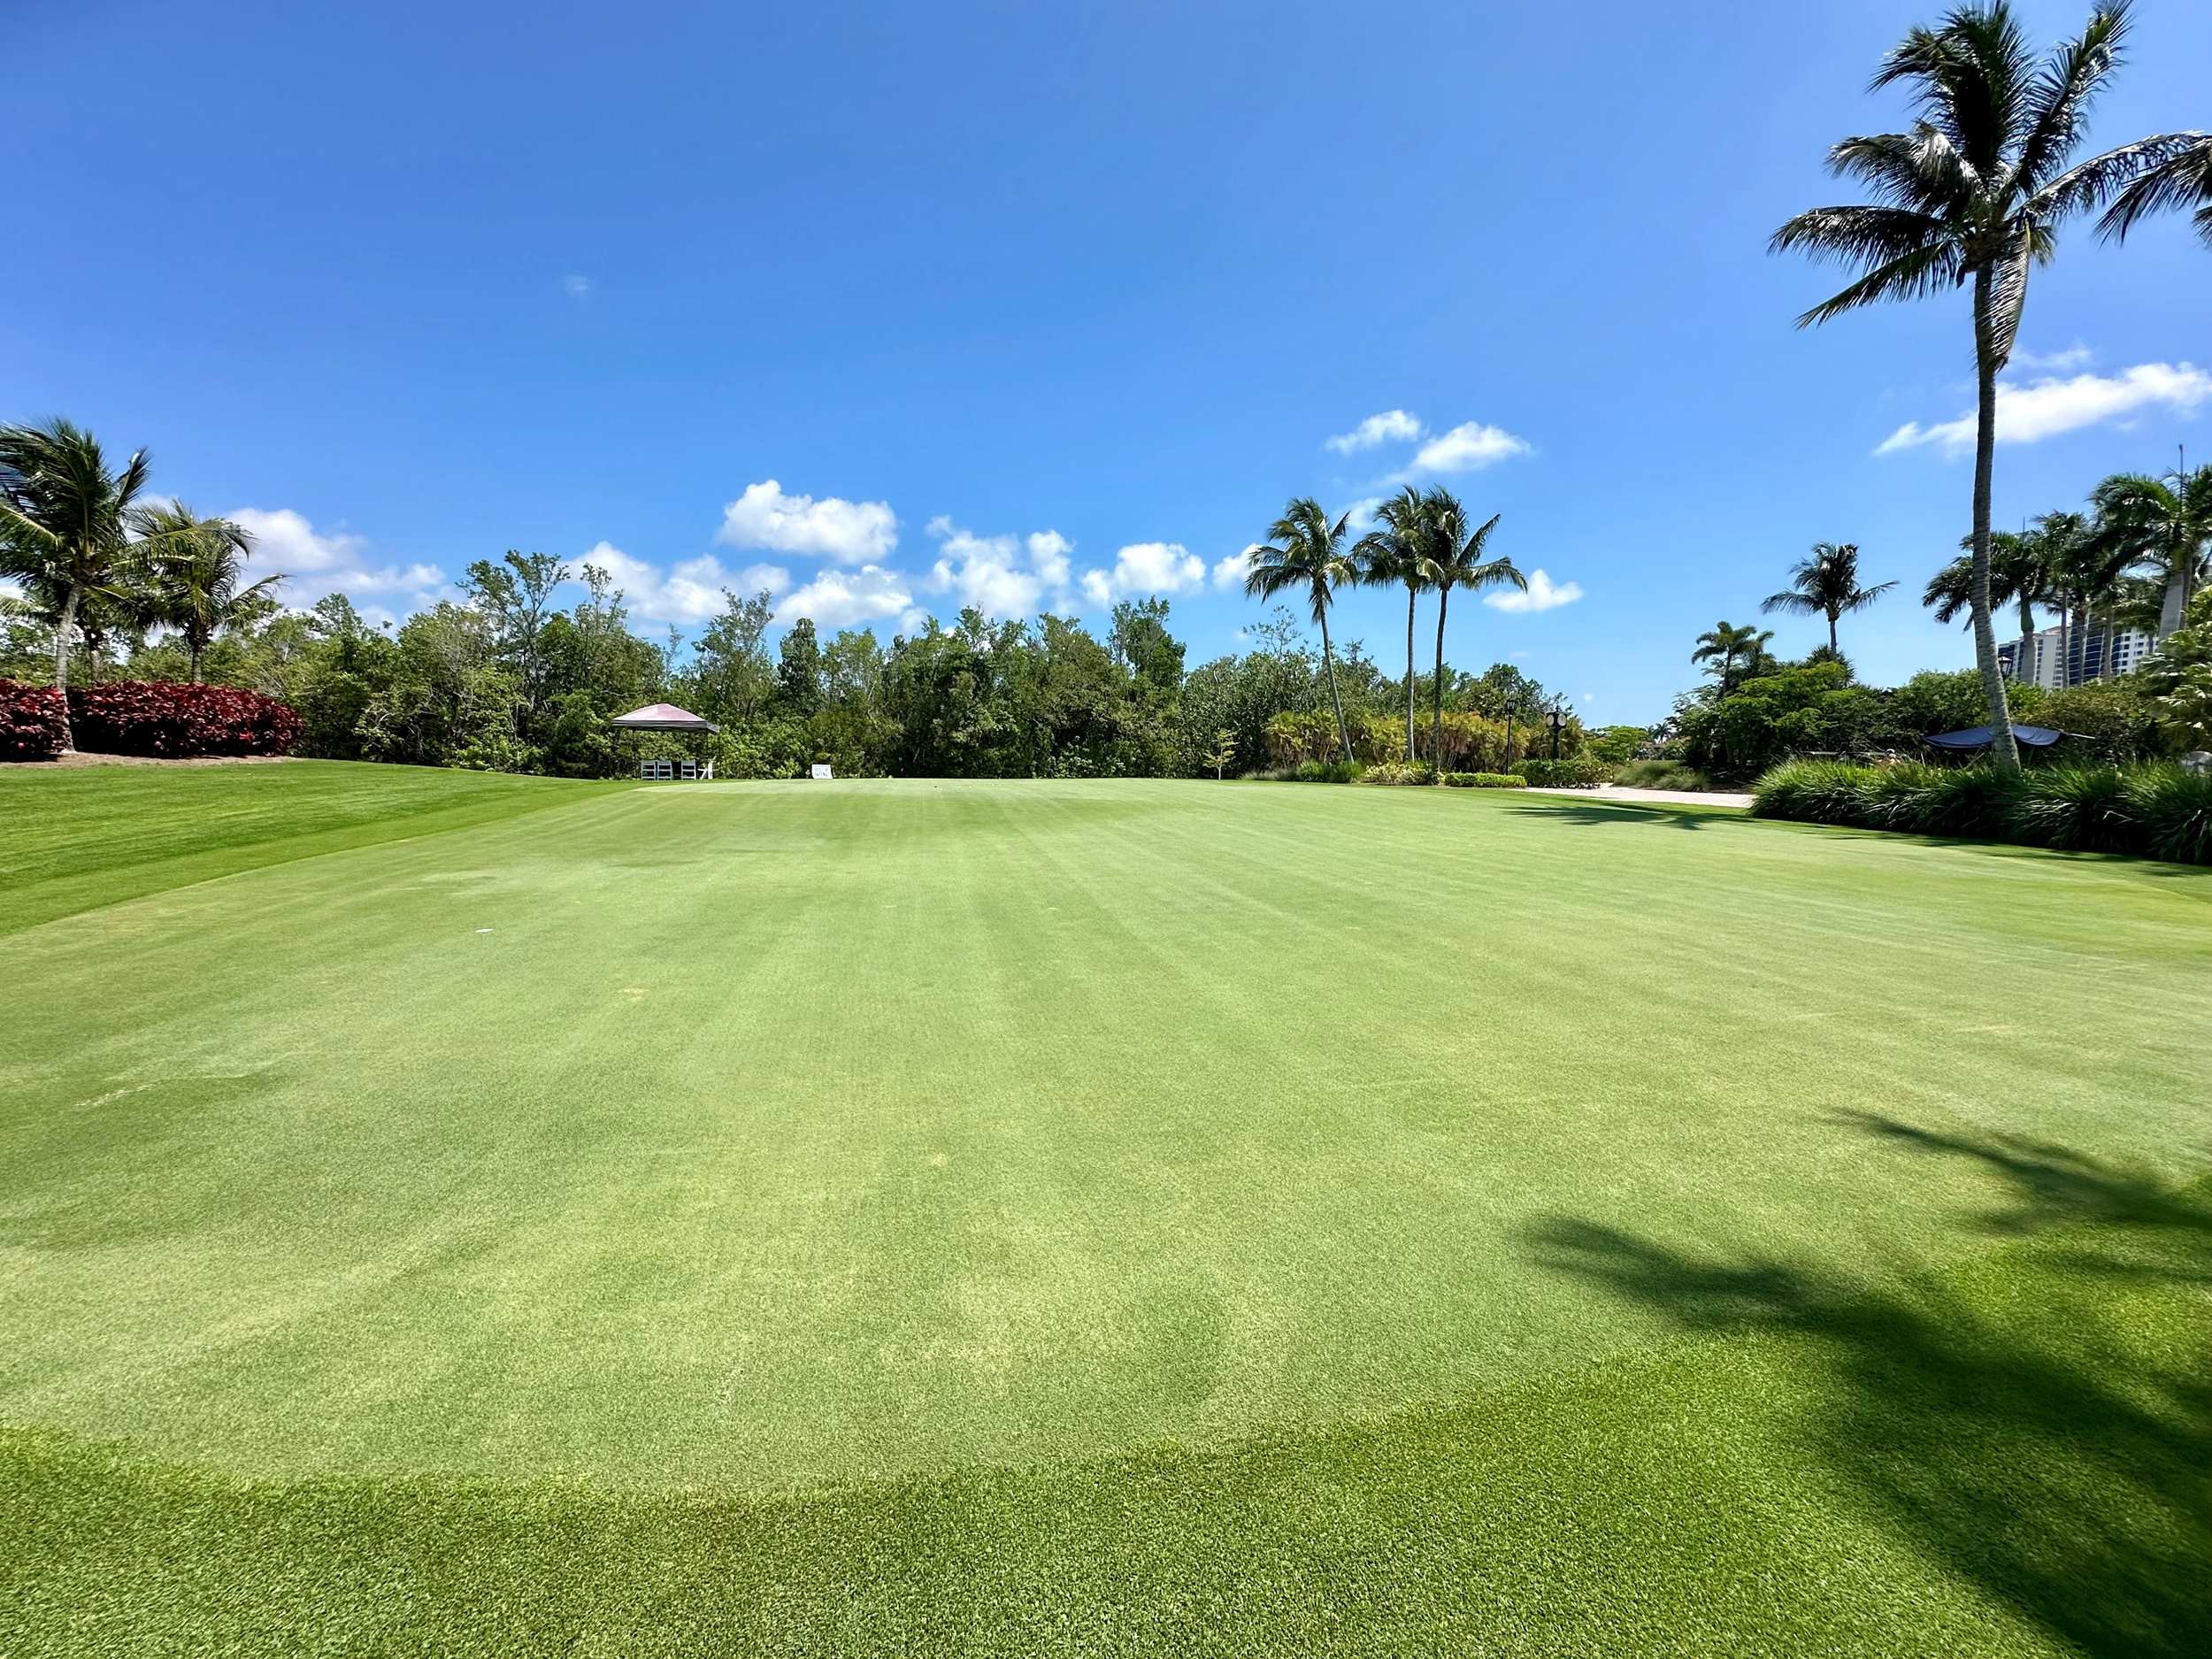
[1526,1120,2212,1659]
[1504,799,1751,833]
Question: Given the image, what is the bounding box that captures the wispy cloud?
[2009,342,2092,373]
[717,480,899,565]
[1211,543,1261,591]
[1877,362,2212,457]
[226,507,449,620]
[1484,569,1582,613]
[564,274,593,302]
[1325,409,1423,454]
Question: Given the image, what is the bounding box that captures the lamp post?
[1547,695,1570,761]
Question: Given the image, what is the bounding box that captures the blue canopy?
[1924,723,2068,752]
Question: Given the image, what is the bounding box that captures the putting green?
[2,764,2207,1655]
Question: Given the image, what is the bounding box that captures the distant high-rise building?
[1995,621,2154,689]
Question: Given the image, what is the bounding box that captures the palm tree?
[1425,490,1523,762]
[2085,464,2212,641]
[1760,542,1895,655]
[0,419,162,751]
[1924,527,2052,680]
[1771,1,2202,772]
[1692,622,1775,695]
[1247,497,1361,764]
[134,503,280,682]
[2098,133,2212,248]
[1352,488,1443,762]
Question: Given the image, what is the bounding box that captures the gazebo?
[609,703,719,780]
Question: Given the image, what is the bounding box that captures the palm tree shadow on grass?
[1504,799,1749,833]
[1527,1120,2212,1658]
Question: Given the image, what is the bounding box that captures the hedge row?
[1752,759,2212,865]
[0,680,302,760]
[1512,757,1609,788]
[1,680,69,760]
[1443,772,1526,788]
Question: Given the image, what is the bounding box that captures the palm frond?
[1769,203,1949,265]
[2093,133,2212,244]
[1789,239,1965,327]
[1828,128,1978,211]
[2013,4,2130,193]
[2035,131,2206,223]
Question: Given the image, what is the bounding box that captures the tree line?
[0,420,1595,779]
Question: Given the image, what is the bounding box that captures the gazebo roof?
[608,703,720,733]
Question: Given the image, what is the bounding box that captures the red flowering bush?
[67,680,303,757]
[1,680,70,759]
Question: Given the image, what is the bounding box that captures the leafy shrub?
[1514,757,1609,788]
[2012,765,2138,853]
[2124,765,2212,864]
[1753,757,2210,864]
[1294,757,1361,784]
[1755,758,1880,826]
[1613,759,1717,792]
[1442,771,1526,788]
[1906,764,2030,837]
[67,680,302,757]
[1361,759,1438,786]
[1,680,69,759]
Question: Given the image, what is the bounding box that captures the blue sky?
[6,0,2208,721]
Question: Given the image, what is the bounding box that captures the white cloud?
[1325,409,1424,454]
[224,507,448,615]
[229,507,366,574]
[1211,543,1261,591]
[1484,569,1582,613]
[923,517,1075,618]
[578,543,788,624]
[1877,362,2212,457]
[1407,420,1532,474]
[717,480,898,565]
[1342,495,1386,534]
[778,564,914,629]
[1026,530,1072,589]
[1079,541,1207,605]
[564,274,593,302]
[2010,342,2092,372]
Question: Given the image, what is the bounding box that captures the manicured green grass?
[2,773,2206,1654]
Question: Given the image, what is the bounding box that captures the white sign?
[810,763,833,780]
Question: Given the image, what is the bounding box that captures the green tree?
[1691,622,1774,695]
[461,551,569,720]
[1760,542,1894,655]
[1245,498,1360,765]
[1424,491,1523,764]
[1771,0,2200,771]
[777,616,824,715]
[1924,527,2053,680]
[0,419,170,748]
[1353,488,1443,762]
[134,503,279,682]
[2085,464,2212,641]
[1109,597,1186,695]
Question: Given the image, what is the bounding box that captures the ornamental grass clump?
[2013,765,2139,853]
[2124,765,2212,864]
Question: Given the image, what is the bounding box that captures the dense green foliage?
[1753,757,2212,864]
[1513,756,1609,787]
[2,768,2207,1654]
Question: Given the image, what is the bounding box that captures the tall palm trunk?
[2017,594,2037,687]
[1826,611,1839,655]
[1969,267,2022,772]
[1430,587,1449,764]
[51,582,79,753]
[1403,585,1417,763]
[2155,559,2187,641]
[1317,610,1354,766]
